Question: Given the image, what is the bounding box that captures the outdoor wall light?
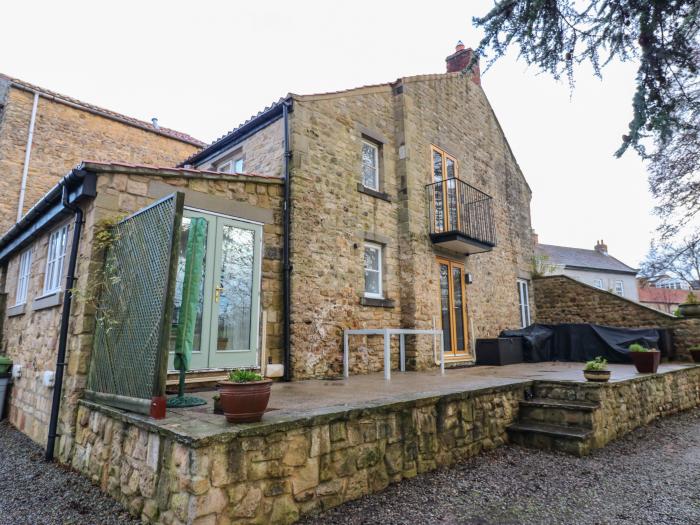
[465,273,473,285]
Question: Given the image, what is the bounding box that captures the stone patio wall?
[72,383,526,524]
[533,275,700,359]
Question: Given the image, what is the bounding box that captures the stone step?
[507,421,594,456]
[520,398,599,411]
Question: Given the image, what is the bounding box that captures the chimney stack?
[151,117,160,130]
[594,240,608,255]
[445,41,481,85]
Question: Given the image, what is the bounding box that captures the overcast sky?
[1,1,658,267]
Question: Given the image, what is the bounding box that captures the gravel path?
[302,408,700,525]
[0,421,139,525]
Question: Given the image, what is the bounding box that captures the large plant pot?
[679,303,700,318]
[690,349,700,364]
[218,379,272,423]
[629,350,661,374]
[583,369,611,383]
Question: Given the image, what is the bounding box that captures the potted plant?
[218,370,272,423]
[689,345,700,364]
[583,357,611,382]
[628,343,661,374]
[678,292,700,318]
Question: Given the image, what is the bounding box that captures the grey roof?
[536,243,638,274]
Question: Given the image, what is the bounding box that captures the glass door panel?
[208,217,261,369]
[437,258,470,358]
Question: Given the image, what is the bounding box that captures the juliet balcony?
[426,178,497,254]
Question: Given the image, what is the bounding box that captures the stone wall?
[72,383,526,525]
[533,275,700,359]
[288,73,535,379]
[534,366,700,450]
[0,85,200,233]
[1,166,283,454]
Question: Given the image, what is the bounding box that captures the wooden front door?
[437,257,470,358]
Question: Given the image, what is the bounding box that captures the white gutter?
[17,92,39,222]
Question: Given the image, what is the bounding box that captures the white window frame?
[517,279,531,328]
[15,248,33,306]
[614,280,625,296]
[593,278,604,289]
[217,160,233,174]
[43,225,68,295]
[363,242,383,299]
[361,140,380,191]
[233,157,244,174]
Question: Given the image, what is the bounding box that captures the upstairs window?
[614,280,625,296]
[216,156,244,174]
[217,160,232,174]
[517,279,531,328]
[361,140,379,191]
[593,278,604,289]
[44,225,68,295]
[15,248,33,305]
[234,157,245,174]
[363,243,383,299]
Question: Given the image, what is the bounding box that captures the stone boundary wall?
[534,366,700,450]
[72,384,526,524]
[533,275,700,359]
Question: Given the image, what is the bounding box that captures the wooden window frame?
[15,247,33,306]
[430,145,460,233]
[437,257,469,358]
[43,225,68,295]
[361,139,380,191]
[364,242,383,299]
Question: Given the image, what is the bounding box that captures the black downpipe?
[282,100,292,381]
[45,184,84,461]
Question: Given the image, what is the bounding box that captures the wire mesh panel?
[85,193,184,414]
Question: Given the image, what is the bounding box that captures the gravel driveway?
[302,408,700,525]
[0,421,139,525]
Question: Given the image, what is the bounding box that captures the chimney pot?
[594,239,608,255]
[151,117,160,130]
[445,42,480,85]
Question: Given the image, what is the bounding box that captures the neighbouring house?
[637,286,692,314]
[0,43,535,456]
[535,238,639,302]
[0,73,204,233]
[639,274,697,291]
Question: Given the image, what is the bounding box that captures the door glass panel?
[452,266,465,351]
[439,263,452,353]
[433,150,445,232]
[218,225,255,351]
[170,216,208,354]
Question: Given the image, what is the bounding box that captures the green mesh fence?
[85,193,183,414]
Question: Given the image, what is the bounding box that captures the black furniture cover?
[499,323,664,363]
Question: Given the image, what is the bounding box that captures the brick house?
[0,44,535,452]
[0,73,204,233]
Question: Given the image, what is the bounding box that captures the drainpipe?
[17,92,39,222]
[45,182,84,461]
[282,100,292,381]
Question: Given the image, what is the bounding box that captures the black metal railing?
[426,178,496,247]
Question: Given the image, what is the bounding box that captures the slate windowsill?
[357,184,392,202]
[360,297,395,308]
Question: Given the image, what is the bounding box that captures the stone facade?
[288,73,535,378]
[72,382,526,525]
[0,78,202,233]
[533,275,700,360]
[1,163,283,450]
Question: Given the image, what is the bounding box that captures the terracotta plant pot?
[690,349,700,364]
[678,303,700,318]
[583,369,611,383]
[218,379,272,423]
[629,350,661,374]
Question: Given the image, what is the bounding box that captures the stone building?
[183,42,536,379]
[535,239,639,302]
[0,73,204,233]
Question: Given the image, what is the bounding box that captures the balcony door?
[437,257,470,358]
[168,209,262,371]
[431,146,459,233]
